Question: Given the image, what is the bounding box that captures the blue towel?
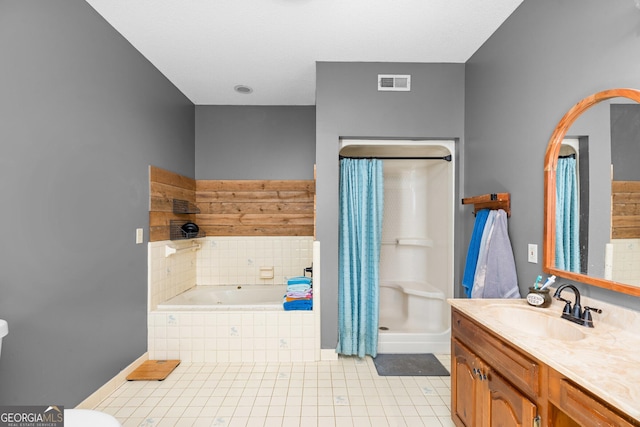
[472,210,497,298]
[287,276,312,285]
[283,299,313,311]
[462,209,490,297]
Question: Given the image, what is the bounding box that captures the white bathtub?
[157,285,287,311]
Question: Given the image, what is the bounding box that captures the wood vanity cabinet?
[547,369,638,427]
[451,308,640,427]
[452,310,540,427]
[453,339,537,426]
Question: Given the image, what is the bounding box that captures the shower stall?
[340,140,455,354]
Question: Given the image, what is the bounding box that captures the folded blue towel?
[283,299,313,311]
[287,276,312,285]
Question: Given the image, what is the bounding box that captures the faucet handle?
[581,306,602,327]
[584,306,602,314]
[557,297,572,316]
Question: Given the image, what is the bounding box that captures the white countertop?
[448,297,640,422]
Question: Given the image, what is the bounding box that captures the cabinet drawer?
[452,310,540,399]
[548,369,638,427]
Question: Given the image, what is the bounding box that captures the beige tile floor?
[96,354,453,427]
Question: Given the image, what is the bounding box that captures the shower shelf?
[172,198,200,214]
[462,192,511,216]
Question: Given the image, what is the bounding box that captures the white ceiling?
[86,0,523,106]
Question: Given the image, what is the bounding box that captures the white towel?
[482,210,520,298]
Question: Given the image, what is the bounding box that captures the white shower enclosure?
[340,140,455,354]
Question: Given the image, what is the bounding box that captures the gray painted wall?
[465,0,640,308]
[195,106,315,180]
[315,62,466,348]
[611,104,640,181]
[0,1,194,405]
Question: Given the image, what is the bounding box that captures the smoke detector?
[378,74,411,91]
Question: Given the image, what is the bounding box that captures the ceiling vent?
[378,74,411,91]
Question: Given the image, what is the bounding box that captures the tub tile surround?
[148,237,317,363]
[197,236,313,286]
[449,294,640,422]
[148,240,198,311]
[610,238,640,286]
[148,310,317,363]
[148,236,314,311]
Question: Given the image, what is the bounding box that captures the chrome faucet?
[553,284,602,328]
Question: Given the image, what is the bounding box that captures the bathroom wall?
[149,165,198,242]
[0,1,194,406]
[148,241,199,311]
[196,236,313,286]
[195,106,316,180]
[465,0,640,308]
[315,62,465,348]
[148,309,317,363]
[195,180,315,237]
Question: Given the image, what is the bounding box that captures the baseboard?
[320,349,338,361]
[76,352,149,409]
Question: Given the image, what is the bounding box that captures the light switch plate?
[528,243,538,263]
[136,228,144,244]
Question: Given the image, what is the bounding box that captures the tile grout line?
[98,355,454,427]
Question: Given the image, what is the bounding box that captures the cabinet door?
[485,370,537,427]
[452,340,483,427]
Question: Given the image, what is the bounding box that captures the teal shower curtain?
[337,158,384,358]
[556,156,580,272]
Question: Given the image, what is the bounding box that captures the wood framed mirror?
[544,88,640,297]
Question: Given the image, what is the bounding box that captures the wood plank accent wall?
[149,166,196,242]
[148,165,316,240]
[195,180,315,236]
[612,180,640,239]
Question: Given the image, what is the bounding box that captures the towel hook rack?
[461,193,511,217]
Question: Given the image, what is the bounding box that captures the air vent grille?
[378,74,411,91]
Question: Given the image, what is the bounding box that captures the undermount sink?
[487,305,586,341]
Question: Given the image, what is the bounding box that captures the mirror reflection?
[550,96,640,288]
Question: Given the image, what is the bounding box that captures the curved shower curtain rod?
[339,155,452,161]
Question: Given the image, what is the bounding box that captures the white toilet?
[64,409,121,427]
[0,319,7,358]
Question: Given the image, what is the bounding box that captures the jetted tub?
[156,285,287,311]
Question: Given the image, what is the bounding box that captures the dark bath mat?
[373,353,450,376]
